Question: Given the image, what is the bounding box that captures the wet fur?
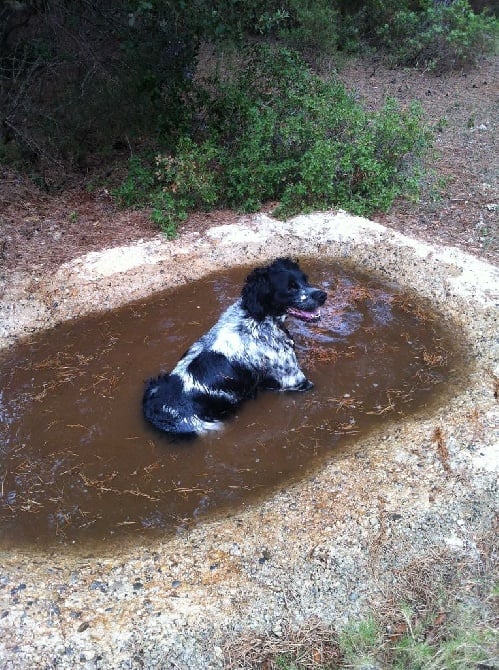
[142,258,327,438]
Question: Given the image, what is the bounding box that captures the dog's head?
[241,258,327,322]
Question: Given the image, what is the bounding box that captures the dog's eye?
[288,279,298,290]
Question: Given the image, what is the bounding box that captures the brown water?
[0,260,457,547]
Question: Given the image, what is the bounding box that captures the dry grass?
[422,348,449,369]
[223,618,343,670]
[392,293,434,324]
[223,534,498,669]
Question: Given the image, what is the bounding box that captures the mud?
[1,261,456,545]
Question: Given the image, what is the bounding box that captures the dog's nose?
[313,289,327,305]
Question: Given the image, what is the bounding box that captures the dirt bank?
[0,213,497,668]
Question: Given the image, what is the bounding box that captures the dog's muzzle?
[287,289,327,322]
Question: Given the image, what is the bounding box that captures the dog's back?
[143,302,259,437]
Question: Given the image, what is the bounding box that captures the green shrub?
[278,0,342,55]
[208,46,432,218]
[2,0,496,185]
[375,0,498,70]
[199,0,497,67]
[196,0,497,60]
[113,138,223,237]
[113,156,155,208]
[154,137,222,211]
[274,97,429,218]
[115,45,432,234]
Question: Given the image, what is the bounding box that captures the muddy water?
[0,261,457,547]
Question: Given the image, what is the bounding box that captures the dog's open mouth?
[287,307,321,322]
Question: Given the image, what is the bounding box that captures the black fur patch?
[188,351,258,397]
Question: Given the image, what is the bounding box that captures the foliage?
[277,0,342,55]
[192,0,498,66]
[0,0,495,183]
[152,137,222,236]
[113,156,155,209]
[199,0,497,68]
[374,0,498,70]
[0,0,198,174]
[274,96,430,219]
[116,45,432,234]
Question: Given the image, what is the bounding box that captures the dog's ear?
[241,266,271,320]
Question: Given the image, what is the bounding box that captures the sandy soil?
[0,57,497,669]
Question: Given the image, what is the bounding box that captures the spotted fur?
[142,257,327,438]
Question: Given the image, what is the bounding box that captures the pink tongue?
[288,307,319,320]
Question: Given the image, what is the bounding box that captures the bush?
[113,156,155,209]
[278,0,342,55]
[198,0,497,68]
[1,0,495,186]
[114,138,223,237]
[0,1,198,176]
[374,0,498,70]
[273,95,430,218]
[116,45,433,234]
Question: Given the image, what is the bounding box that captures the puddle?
[0,260,458,546]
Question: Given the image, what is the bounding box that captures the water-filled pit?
[0,259,457,546]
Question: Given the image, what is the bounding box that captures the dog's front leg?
[261,375,313,391]
[290,376,314,391]
[279,367,314,391]
[261,350,313,392]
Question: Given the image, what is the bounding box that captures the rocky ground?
[0,56,497,669]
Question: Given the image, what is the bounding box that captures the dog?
[142,257,327,438]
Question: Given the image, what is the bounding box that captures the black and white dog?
[143,257,327,438]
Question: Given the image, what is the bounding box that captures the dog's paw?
[293,378,314,391]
